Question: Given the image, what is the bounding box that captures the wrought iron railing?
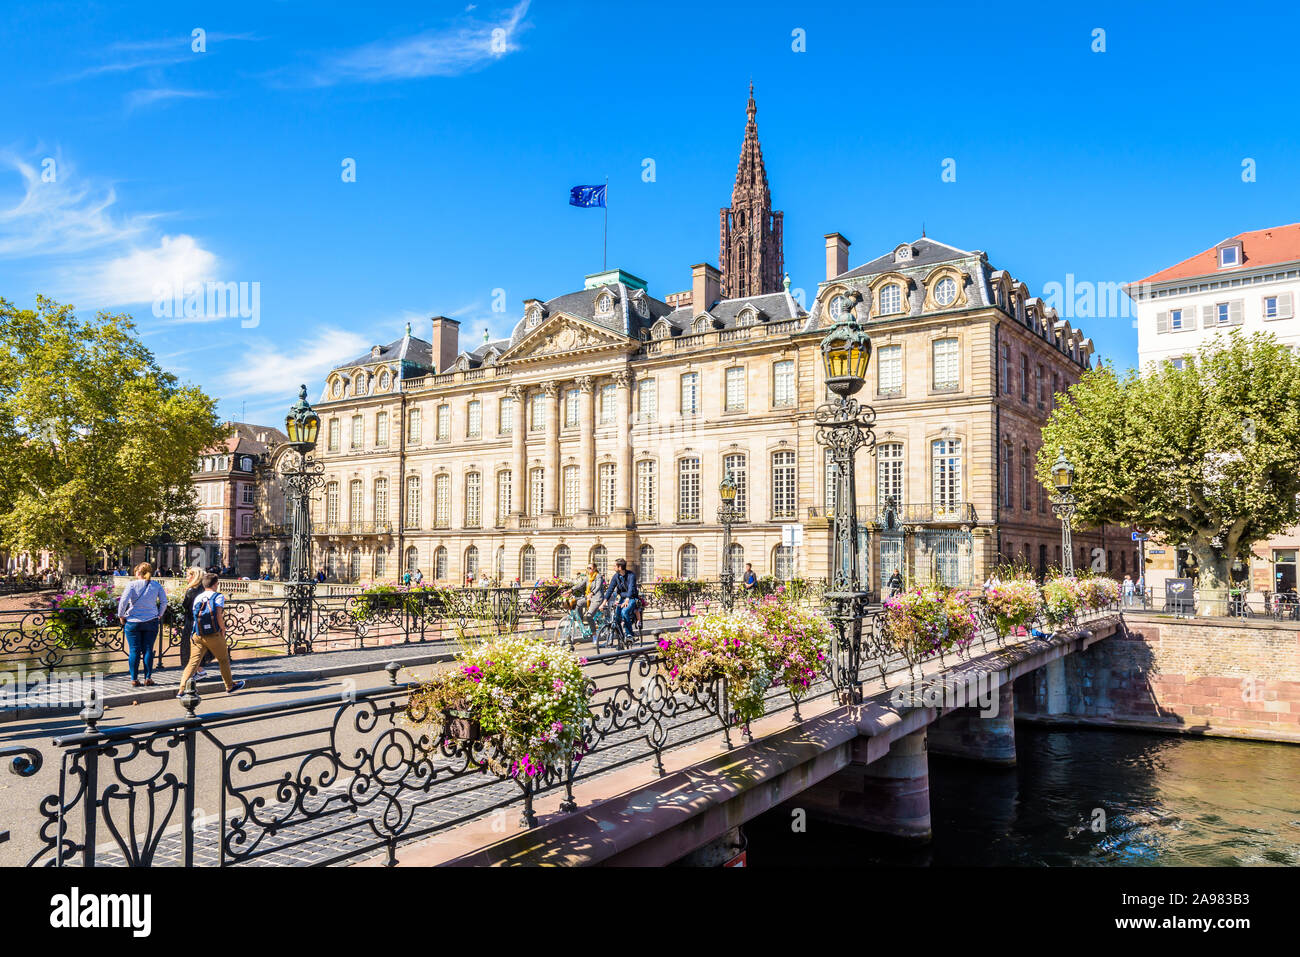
[2,601,1122,867]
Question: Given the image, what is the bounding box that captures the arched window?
[679,544,698,578]
[327,547,340,579]
[521,544,537,582]
[638,544,655,582]
[349,547,362,582]
[722,454,747,516]
[495,545,505,577]
[374,547,387,579]
[404,546,419,574]
[554,544,571,578]
[773,544,794,580]
[591,545,608,576]
[349,480,363,522]
[771,450,796,520]
[434,546,448,580]
[878,283,903,315]
[325,482,340,524]
[374,478,388,522]
[464,545,479,577]
[726,543,744,578]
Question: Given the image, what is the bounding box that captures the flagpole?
[603,176,608,270]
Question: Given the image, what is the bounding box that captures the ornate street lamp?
[281,384,326,654]
[718,472,740,609]
[1049,447,1077,576]
[814,291,877,703]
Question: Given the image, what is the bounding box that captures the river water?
[746,727,1300,866]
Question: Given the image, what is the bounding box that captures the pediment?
[501,312,631,363]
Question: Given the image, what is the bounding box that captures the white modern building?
[1128,223,1300,597]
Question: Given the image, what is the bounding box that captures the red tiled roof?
[1137,223,1300,285]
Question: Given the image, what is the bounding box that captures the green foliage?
[0,297,227,558]
[1039,332,1300,591]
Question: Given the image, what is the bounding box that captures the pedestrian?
[1122,575,1135,607]
[117,562,169,688]
[599,558,640,644]
[888,569,904,597]
[413,568,424,585]
[177,573,245,697]
[742,562,758,593]
[179,566,214,680]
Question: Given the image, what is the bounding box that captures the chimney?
[690,263,722,312]
[825,233,850,281]
[430,316,461,373]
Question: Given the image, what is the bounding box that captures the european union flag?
[569,184,607,208]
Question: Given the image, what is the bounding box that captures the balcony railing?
[520,516,539,529]
[251,523,290,540]
[637,319,804,358]
[552,515,575,528]
[314,521,396,536]
[806,503,977,525]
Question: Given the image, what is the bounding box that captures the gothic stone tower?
[719,83,784,299]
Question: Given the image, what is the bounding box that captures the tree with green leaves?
[1038,331,1300,613]
[0,296,228,566]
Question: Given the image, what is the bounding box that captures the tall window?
[466,400,482,438]
[680,373,700,415]
[877,443,903,505]
[564,389,579,427]
[407,408,421,443]
[599,384,617,425]
[521,545,536,581]
[1001,344,1011,394]
[349,548,362,581]
[879,283,902,315]
[328,419,341,452]
[374,477,388,523]
[374,548,387,579]
[773,545,794,580]
[326,482,340,524]
[405,476,421,528]
[933,440,962,511]
[530,393,546,432]
[933,338,960,390]
[555,545,571,578]
[825,457,839,514]
[1035,365,1044,405]
[464,545,479,577]
[1019,354,1030,400]
[678,457,701,521]
[638,378,657,421]
[591,545,608,576]
[723,453,747,517]
[636,460,656,522]
[877,345,902,396]
[598,463,617,515]
[465,472,481,527]
[562,465,580,516]
[349,480,363,522]
[240,514,252,536]
[499,397,514,435]
[679,544,698,578]
[434,546,447,580]
[727,543,745,578]
[496,471,512,524]
[724,366,746,412]
[405,546,419,574]
[434,473,450,527]
[1002,441,1014,508]
[773,360,795,407]
[639,544,655,582]
[376,411,389,447]
[1021,448,1031,510]
[771,451,796,519]
[528,467,544,516]
[495,546,506,578]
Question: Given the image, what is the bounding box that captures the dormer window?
[595,292,614,316]
[737,307,757,326]
[1218,244,1241,268]
[332,379,342,398]
[879,283,903,315]
[693,316,711,334]
[652,320,671,340]
[894,244,913,263]
[379,371,390,390]
[934,277,957,307]
[526,305,541,328]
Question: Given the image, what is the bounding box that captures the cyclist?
[599,558,640,644]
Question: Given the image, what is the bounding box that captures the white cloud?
[126,88,216,111]
[58,234,221,307]
[221,328,373,400]
[310,0,530,84]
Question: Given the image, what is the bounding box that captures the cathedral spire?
[719,84,784,299]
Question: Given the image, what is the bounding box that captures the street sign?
[1131,531,1148,542]
[782,524,803,548]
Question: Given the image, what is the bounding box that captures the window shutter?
[1278,292,1294,319]
[1155,311,1169,333]
[1229,300,1244,325]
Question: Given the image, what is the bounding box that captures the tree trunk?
[1190,539,1229,617]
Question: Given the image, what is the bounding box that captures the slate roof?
[833,237,979,281]
[335,333,434,373]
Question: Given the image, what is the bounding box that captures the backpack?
[194,593,221,637]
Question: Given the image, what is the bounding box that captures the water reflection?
[747,728,1300,867]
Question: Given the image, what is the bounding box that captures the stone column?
[576,376,596,521]
[926,678,1017,766]
[796,728,931,841]
[613,369,634,525]
[543,381,560,516]
[508,384,526,527]
[1043,657,1069,715]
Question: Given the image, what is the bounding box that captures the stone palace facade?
[293,90,1109,591]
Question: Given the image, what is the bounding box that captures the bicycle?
[595,599,642,651]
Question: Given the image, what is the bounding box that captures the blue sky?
[3,0,1299,425]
